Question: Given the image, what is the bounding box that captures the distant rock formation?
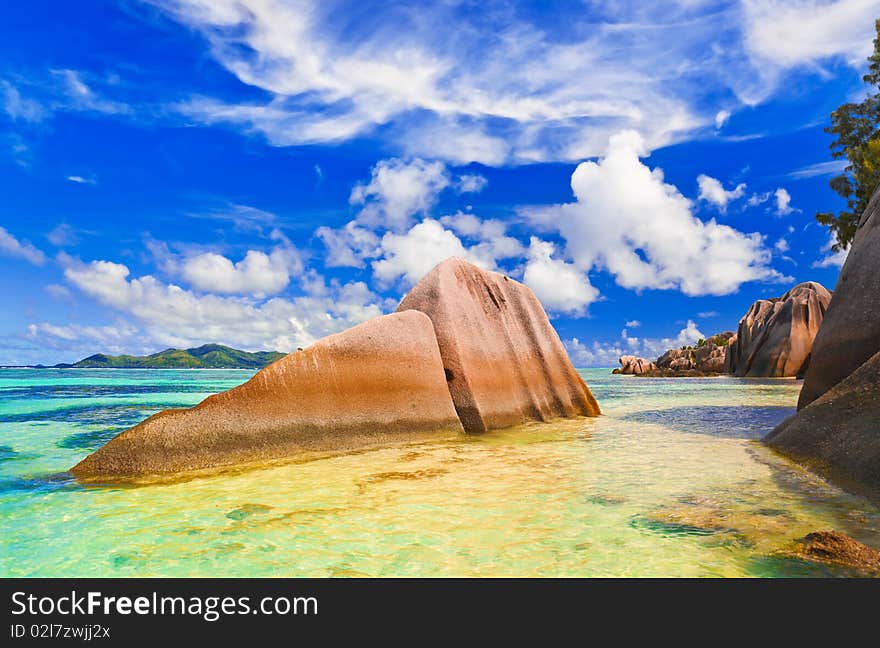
[766,188,880,501]
[638,332,733,377]
[72,258,599,480]
[398,258,600,433]
[725,282,832,378]
[72,311,465,480]
[614,356,656,375]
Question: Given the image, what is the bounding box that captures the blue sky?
[0,0,877,366]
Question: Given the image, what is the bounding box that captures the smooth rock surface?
[397,258,600,433]
[725,282,832,378]
[798,189,880,407]
[616,356,657,375]
[71,311,464,480]
[766,348,880,501]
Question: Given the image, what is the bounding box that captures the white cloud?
[437,211,524,266]
[774,187,795,215]
[746,191,771,207]
[318,158,514,281]
[142,230,304,298]
[437,211,524,257]
[524,130,788,297]
[565,337,625,368]
[47,223,78,247]
[456,174,488,194]
[788,159,848,179]
[626,320,641,328]
[350,158,449,231]
[0,226,47,265]
[565,319,707,367]
[315,221,381,268]
[66,175,97,185]
[157,0,845,164]
[522,238,599,315]
[180,246,302,297]
[59,257,385,352]
[27,321,139,348]
[148,0,878,164]
[439,211,501,239]
[697,174,746,211]
[372,219,470,289]
[673,320,705,347]
[812,232,850,268]
[4,3,873,166]
[317,158,451,268]
[369,213,526,290]
[742,0,880,69]
[50,69,131,115]
[697,310,719,318]
[44,284,72,301]
[1,80,46,122]
[774,237,790,252]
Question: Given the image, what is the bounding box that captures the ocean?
[1,368,878,577]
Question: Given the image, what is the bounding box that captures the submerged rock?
[397,257,599,433]
[616,356,656,375]
[782,531,880,576]
[798,191,880,407]
[725,282,832,378]
[71,311,464,480]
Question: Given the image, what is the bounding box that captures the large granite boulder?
[765,188,880,500]
[798,190,880,407]
[71,311,464,480]
[725,282,832,378]
[765,348,880,500]
[616,356,656,375]
[397,258,600,433]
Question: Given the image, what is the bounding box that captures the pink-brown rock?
[649,332,733,376]
[724,282,832,377]
[397,258,600,433]
[616,356,657,375]
[798,189,880,408]
[71,311,464,480]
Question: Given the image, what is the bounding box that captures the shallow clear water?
[1,368,878,577]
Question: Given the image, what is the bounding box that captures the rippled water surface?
[2,368,878,577]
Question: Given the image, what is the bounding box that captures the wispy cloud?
[0,226,47,265]
[788,159,848,179]
[148,0,877,164]
[66,175,97,185]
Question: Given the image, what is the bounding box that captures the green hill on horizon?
[53,344,287,369]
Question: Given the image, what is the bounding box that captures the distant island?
[46,344,287,369]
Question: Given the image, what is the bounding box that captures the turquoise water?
[1,368,879,577]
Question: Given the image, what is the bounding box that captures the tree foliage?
[817,19,880,251]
